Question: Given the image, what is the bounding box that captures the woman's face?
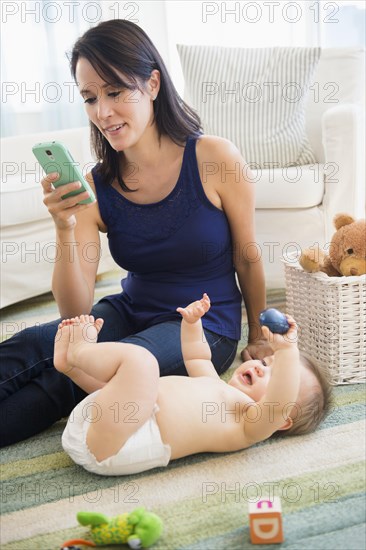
[75,57,159,152]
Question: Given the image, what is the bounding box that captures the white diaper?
[62,390,171,476]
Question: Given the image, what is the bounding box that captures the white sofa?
[0,127,117,308]
[179,47,365,287]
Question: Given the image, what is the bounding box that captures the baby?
[55,294,331,476]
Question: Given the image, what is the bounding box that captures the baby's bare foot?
[54,315,104,374]
[66,315,104,367]
[54,319,76,374]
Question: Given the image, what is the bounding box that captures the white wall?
[1,0,365,137]
[0,0,171,137]
[100,1,171,68]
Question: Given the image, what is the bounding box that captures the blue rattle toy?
[259,308,290,335]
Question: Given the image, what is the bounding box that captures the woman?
[0,19,270,447]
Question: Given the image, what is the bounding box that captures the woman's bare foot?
[54,315,104,375]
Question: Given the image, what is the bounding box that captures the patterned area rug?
[1,272,365,549]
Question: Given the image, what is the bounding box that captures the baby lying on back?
[55,294,332,475]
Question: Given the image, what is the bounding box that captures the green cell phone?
[32,141,96,204]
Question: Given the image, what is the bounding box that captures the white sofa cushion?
[305,48,366,163]
[1,126,93,168]
[254,165,324,209]
[1,175,49,226]
[177,45,321,167]
[1,126,96,227]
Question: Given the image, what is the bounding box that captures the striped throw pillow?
[177,45,321,167]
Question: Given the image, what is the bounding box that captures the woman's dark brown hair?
[70,19,202,191]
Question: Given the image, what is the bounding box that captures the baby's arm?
[244,316,301,443]
[177,294,220,379]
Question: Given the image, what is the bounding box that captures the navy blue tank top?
[92,137,242,340]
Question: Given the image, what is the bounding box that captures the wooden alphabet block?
[248,497,284,544]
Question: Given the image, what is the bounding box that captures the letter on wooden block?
[248,496,284,544]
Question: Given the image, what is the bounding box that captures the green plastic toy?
[60,507,163,549]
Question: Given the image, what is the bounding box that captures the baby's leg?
[55,314,135,383]
[54,316,106,394]
[85,344,159,461]
[55,315,160,461]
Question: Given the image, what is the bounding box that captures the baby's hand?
[261,314,298,352]
[177,293,210,324]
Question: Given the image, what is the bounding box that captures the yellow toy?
[61,507,163,549]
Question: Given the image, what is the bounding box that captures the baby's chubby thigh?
[85,344,160,462]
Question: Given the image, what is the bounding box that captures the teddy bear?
[299,213,366,277]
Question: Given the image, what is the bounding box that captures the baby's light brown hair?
[274,353,333,437]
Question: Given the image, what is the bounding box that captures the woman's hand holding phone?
[33,141,97,231]
[41,172,94,231]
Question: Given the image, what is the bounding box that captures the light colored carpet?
[0,272,365,549]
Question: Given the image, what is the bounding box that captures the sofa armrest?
[322,103,365,242]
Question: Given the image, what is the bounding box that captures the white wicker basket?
[283,253,366,385]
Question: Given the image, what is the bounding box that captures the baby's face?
[228,357,317,405]
[227,355,275,402]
